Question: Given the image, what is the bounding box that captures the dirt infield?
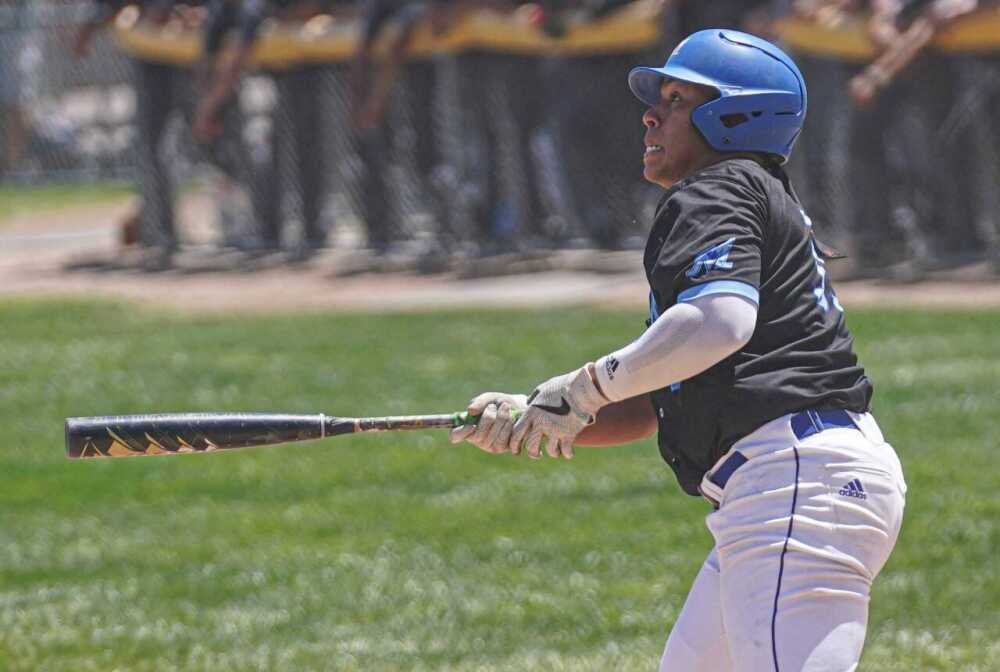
[4,196,1000,313]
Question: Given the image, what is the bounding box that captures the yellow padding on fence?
[933,8,1000,52]
[113,0,662,68]
[776,8,1000,62]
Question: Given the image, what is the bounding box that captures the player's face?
[641,79,721,188]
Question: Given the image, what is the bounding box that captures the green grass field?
[1,300,998,671]
[0,182,133,226]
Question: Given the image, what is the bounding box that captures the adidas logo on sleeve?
[838,479,867,500]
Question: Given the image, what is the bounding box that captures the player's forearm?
[594,294,757,402]
[575,394,657,447]
[200,44,252,117]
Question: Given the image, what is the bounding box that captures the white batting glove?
[508,365,609,460]
[449,392,528,454]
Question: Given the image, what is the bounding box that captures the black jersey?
[644,158,873,496]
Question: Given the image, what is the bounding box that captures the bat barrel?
[65,413,327,458]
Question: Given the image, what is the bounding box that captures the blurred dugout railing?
[3,1,1000,276]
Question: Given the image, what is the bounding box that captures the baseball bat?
[65,411,490,459]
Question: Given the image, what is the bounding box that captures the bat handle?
[453,409,523,427]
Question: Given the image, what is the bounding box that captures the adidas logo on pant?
[838,478,867,500]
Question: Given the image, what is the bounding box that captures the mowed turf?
[0,182,133,226]
[1,300,997,671]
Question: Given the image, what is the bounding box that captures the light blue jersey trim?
[677,279,760,305]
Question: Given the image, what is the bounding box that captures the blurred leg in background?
[936,52,1000,271]
[456,50,512,256]
[353,112,393,253]
[286,64,330,256]
[0,0,32,180]
[251,71,284,253]
[398,57,453,263]
[880,54,951,277]
[550,52,645,250]
[496,53,548,251]
[134,58,181,266]
[848,90,899,276]
[186,61,261,253]
[787,53,858,261]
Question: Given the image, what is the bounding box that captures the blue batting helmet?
[628,29,807,163]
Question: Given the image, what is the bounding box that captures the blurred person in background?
[846,0,980,277]
[953,0,1000,270]
[540,0,649,250]
[445,0,559,258]
[77,0,264,267]
[349,0,460,260]
[781,0,867,266]
[0,0,35,179]
[350,0,554,259]
[74,0,187,267]
[194,0,351,261]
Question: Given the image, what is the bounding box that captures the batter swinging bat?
[65,411,488,459]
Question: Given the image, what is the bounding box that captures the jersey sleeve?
[650,177,765,310]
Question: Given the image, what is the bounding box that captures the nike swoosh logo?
[532,397,571,416]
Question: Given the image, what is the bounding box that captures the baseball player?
[451,29,907,671]
[74,0,188,268]
[195,0,351,256]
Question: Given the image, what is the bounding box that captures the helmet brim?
[628,65,723,107]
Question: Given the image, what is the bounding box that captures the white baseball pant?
[659,410,907,672]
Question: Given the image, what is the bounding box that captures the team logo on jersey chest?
[687,237,735,279]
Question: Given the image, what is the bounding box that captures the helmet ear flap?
[691,92,804,162]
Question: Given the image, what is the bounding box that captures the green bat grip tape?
[453,409,523,427]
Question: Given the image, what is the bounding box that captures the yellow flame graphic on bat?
[81,439,102,458]
[106,429,144,457]
[144,433,168,455]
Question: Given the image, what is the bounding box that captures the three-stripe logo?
[838,478,867,500]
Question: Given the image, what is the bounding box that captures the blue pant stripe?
[771,445,801,671]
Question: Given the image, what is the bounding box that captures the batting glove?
[508,365,609,460]
[449,392,528,455]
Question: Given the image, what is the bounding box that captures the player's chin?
[642,158,669,187]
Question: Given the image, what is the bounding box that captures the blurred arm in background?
[792,0,861,25]
[193,0,345,143]
[350,0,490,133]
[192,0,264,143]
[848,0,979,106]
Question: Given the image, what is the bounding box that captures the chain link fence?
[1,0,137,181]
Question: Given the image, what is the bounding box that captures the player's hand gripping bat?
[65,411,497,459]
